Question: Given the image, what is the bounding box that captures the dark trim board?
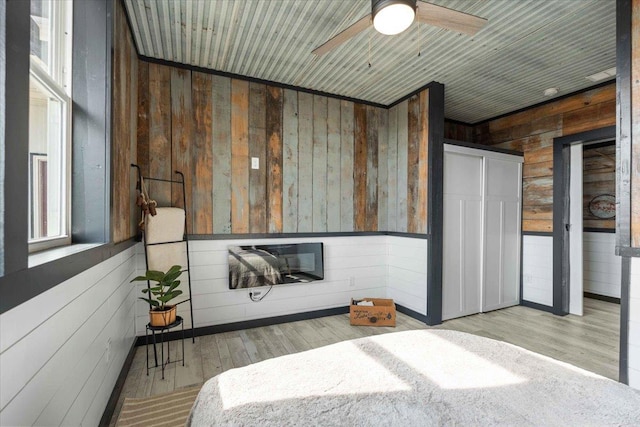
[584,292,621,304]
[99,339,137,427]
[584,228,616,234]
[190,231,430,240]
[426,83,445,326]
[0,239,137,314]
[523,231,553,237]
[135,303,430,346]
[616,0,632,250]
[3,0,30,275]
[396,304,429,324]
[520,300,555,314]
[620,256,630,385]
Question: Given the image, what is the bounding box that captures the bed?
[188,329,640,426]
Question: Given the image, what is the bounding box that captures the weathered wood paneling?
[136,62,150,178]
[297,92,313,232]
[170,69,192,220]
[365,106,379,231]
[340,101,355,232]
[353,103,367,231]
[475,83,615,232]
[418,89,429,234]
[633,0,640,246]
[148,64,172,207]
[377,106,389,231]
[312,96,328,232]
[112,0,138,243]
[396,101,409,232]
[406,95,420,233]
[326,98,341,232]
[248,83,267,233]
[387,105,398,231]
[136,68,437,235]
[444,120,474,142]
[282,89,298,232]
[211,75,232,234]
[192,72,213,234]
[266,87,284,233]
[230,80,250,233]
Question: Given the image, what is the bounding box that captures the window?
[28,0,72,251]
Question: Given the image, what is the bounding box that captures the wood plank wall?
[111,0,138,243]
[135,63,433,235]
[444,120,474,142]
[474,84,615,232]
[632,0,640,246]
[583,144,615,230]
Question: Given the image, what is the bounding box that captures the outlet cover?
[251,157,259,169]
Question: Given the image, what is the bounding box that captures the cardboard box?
[350,298,396,327]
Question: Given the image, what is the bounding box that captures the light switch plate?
[251,157,259,169]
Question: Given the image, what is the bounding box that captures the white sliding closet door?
[443,145,522,321]
[442,151,484,321]
[483,158,522,311]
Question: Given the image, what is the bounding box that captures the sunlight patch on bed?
[217,341,411,410]
[372,331,527,390]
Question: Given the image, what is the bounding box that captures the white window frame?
[28,0,72,253]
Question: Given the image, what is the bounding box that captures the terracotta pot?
[149,305,177,327]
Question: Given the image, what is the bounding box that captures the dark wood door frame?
[552,126,616,316]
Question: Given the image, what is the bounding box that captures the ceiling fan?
[312,0,488,56]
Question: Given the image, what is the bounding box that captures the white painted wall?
[569,144,583,315]
[522,235,553,306]
[584,232,621,298]
[135,236,391,334]
[386,236,428,315]
[629,258,640,390]
[0,246,138,426]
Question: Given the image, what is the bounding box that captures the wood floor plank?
[112,299,620,425]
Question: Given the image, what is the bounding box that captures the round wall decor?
[588,194,616,219]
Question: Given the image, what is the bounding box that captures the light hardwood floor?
[110,298,619,425]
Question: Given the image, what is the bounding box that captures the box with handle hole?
[350,298,396,327]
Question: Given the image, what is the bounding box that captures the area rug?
[188,330,640,426]
[116,385,201,427]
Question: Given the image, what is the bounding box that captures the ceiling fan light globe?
[372,1,416,35]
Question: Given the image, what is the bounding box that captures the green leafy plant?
[131,265,184,310]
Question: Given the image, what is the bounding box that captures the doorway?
[552,126,616,315]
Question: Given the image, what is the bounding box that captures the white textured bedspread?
[188,329,640,426]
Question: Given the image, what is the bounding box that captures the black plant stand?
[145,316,185,379]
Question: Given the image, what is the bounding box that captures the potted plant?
[131,265,184,327]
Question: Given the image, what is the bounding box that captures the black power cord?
[249,285,273,302]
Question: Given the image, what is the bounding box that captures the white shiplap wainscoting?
[629,258,640,390]
[0,246,138,426]
[522,235,553,307]
[135,236,392,334]
[386,236,428,315]
[584,232,621,298]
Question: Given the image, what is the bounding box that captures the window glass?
[28,0,71,250]
[29,76,64,240]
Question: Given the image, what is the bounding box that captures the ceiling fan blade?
[312,14,372,56]
[416,2,487,36]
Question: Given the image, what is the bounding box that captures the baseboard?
[135,306,350,346]
[99,338,137,427]
[520,300,555,313]
[395,304,429,324]
[584,292,621,304]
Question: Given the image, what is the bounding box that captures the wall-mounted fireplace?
[228,243,324,289]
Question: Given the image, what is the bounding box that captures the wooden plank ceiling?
[124,0,615,123]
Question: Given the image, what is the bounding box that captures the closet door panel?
[483,158,521,311]
[442,152,483,320]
